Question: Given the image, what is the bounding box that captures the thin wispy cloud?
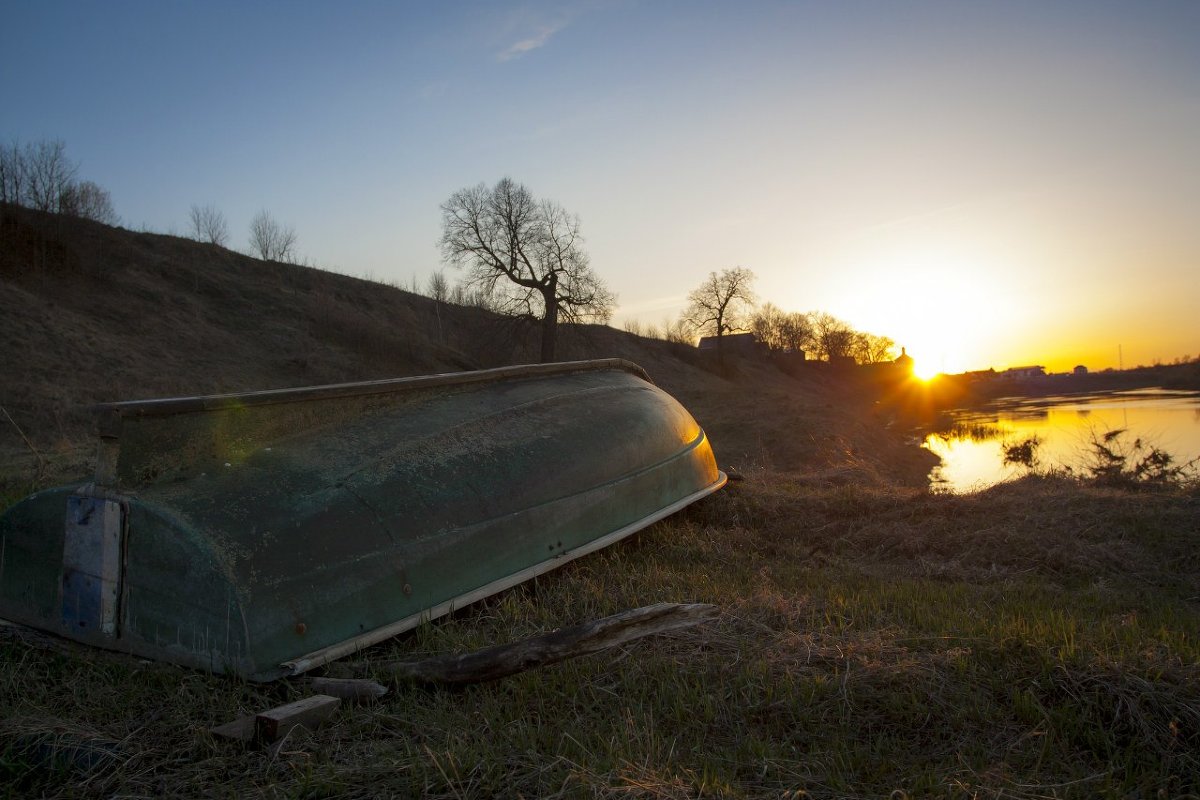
[417,81,449,101]
[497,21,566,62]
[617,294,689,316]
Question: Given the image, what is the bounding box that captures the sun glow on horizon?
[794,217,1029,377]
[910,357,940,381]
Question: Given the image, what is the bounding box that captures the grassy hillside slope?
[0,204,930,495]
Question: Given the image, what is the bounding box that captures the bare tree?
[1,138,119,224]
[248,209,297,262]
[189,204,229,246]
[425,270,450,343]
[809,312,858,361]
[449,283,496,310]
[440,177,615,362]
[852,331,897,364]
[535,199,615,328]
[24,139,77,212]
[427,270,449,302]
[779,311,814,353]
[750,303,814,353]
[664,316,692,345]
[682,267,757,346]
[0,140,26,205]
[59,180,118,224]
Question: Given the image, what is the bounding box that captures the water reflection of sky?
[924,390,1200,492]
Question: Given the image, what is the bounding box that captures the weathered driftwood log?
[302,676,388,703]
[373,602,718,685]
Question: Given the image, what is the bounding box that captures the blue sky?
[4,1,1198,372]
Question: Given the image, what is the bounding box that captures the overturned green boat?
[0,360,725,680]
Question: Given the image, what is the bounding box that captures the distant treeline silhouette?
[0,138,117,225]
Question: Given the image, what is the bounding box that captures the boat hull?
[0,360,724,680]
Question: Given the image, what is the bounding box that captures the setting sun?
[911,358,940,381]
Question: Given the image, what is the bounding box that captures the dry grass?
[3,473,1197,798]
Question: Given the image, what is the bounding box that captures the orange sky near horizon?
[755,159,1200,376]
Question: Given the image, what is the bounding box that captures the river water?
[923,389,1200,492]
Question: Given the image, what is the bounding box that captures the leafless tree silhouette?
[683,267,757,345]
[57,181,117,225]
[750,303,813,353]
[189,204,229,246]
[249,209,297,262]
[440,177,614,362]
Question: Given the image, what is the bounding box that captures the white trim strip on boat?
[281,470,728,676]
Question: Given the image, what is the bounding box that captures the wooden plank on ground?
[255,695,340,743]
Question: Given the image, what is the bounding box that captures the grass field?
[3,469,1197,798]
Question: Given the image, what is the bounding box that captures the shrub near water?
[1003,428,1199,490]
[2,468,1198,798]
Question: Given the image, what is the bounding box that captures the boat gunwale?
[92,360,653,426]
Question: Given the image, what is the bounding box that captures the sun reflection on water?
[924,390,1200,492]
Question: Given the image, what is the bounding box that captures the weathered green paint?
[0,360,724,680]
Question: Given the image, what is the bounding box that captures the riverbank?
[923,388,1200,493]
[917,360,1200,413]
